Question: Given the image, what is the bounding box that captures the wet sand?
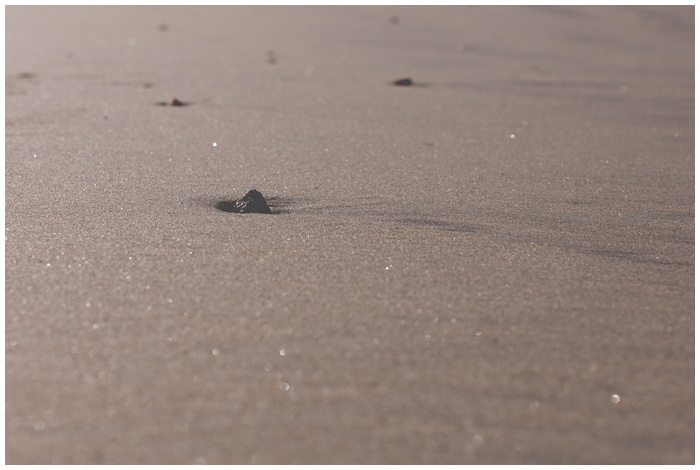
[5,6,694,464]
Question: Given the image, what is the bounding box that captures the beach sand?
[5,6,694,464]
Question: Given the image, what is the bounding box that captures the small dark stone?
[390,15,400,25]
[216,189,272,214]
[167,97,184,106]
[18,72,35,79]
[157,97,188,107]
[158,23,169,32]
[267,51,277,65]
[393,78,413,86]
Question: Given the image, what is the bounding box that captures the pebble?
[216,189,272,214]
[393,78,413,86]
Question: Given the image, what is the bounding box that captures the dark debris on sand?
[216,189,272,214]
[156,97,188,107]
[393,78,413,86]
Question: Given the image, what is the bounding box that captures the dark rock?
[216,189,272,214]
[157,97,188,107]
[393,78,413,86]
[166,97,185,106]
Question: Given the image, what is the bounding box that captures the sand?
[5,6,694,464]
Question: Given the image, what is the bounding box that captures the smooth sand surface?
[5,6,694,464]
